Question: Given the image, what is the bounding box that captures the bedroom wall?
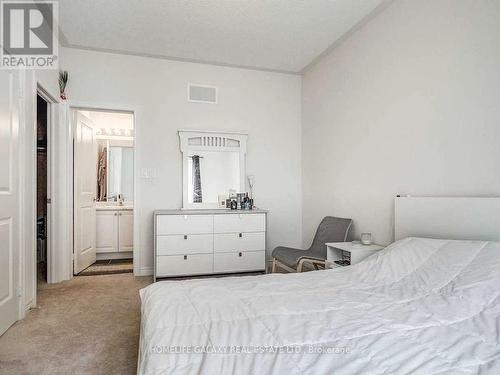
[302,0,500,246]
[61,47,302,274]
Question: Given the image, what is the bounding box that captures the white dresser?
[154,210,267,280]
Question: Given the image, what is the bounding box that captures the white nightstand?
[325,242,384,269]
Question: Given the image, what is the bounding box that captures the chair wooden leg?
[297,259,326,273]
[297,259,305,273]
[272,259,296,273]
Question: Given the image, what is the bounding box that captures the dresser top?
[154,208,268,215]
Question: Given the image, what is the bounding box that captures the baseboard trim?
[135,267,153,276]
[24,299,34,313]
[96,252,133,261]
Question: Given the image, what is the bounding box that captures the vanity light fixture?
[96,128,134,139]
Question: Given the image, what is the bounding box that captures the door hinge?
[47,198,52,204]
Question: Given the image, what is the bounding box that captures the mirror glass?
[108,146,134,201]
[186,151,240,204]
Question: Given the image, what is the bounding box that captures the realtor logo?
[1,1,58,69]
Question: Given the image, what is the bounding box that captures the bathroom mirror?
[108,146,134,201]
[179,130,247,209]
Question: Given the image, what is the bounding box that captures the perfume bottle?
[242,193,249,210]
[237,193,245,209]
[230,199,237,210]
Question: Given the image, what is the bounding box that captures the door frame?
[21,77,60,315]
[12,71,65,325]
[35,87,55,288]
[27,84,58,310]
[68,102,139,276]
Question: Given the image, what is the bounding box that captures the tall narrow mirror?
[108,146,134,201]
[187,150,240,204]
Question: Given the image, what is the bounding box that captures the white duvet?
[138,238,500,374]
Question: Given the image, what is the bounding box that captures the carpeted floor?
[0,273,152,375]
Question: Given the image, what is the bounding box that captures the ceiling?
[59,0,387,74]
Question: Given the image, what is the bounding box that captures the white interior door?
[0,71,20,335]
[74,111,97,274]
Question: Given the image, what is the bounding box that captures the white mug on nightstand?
[360,233,372,245]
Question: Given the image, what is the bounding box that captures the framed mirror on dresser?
[179,130,247,209]
[153,130,267,280]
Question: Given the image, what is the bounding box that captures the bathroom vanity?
[96,204,134,260]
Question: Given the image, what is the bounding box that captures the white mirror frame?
[179,130,247,209]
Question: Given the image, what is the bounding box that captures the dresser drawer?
[156,234,213,256]
[213,214,266,233]
[214,251,265,273]
[214,232,265,253]
[156,214,213,235]
[156,254,213,277]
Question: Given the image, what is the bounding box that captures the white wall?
[302,0,500,246]
[61,48,302,274]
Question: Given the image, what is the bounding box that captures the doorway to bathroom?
[72,108,135,276]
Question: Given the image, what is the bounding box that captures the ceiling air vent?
[188,83,218,104]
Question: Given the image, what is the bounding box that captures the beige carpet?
[0,273,152,375]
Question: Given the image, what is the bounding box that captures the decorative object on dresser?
[325,242,384,269]
[271,216,352,273]
[154,210,267,281]
[96,206,133,260]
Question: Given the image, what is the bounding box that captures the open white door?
[74,111,97,274]
[0,71,20,335]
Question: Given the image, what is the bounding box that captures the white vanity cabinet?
[96,208,134,259]
[118,210,134,252]
[96,211,118,253]
[154,210,267,280]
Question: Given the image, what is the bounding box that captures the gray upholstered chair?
[272,216,353,273]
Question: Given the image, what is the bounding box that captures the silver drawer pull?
[183,255,188,260]
[239,233,242,238]
[184,235,188,240]
[238,252,242,257]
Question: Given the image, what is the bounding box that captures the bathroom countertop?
[96,204,133,211]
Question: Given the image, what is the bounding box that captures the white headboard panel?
[395,196,500,242]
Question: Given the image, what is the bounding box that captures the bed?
[138,198,500,374]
